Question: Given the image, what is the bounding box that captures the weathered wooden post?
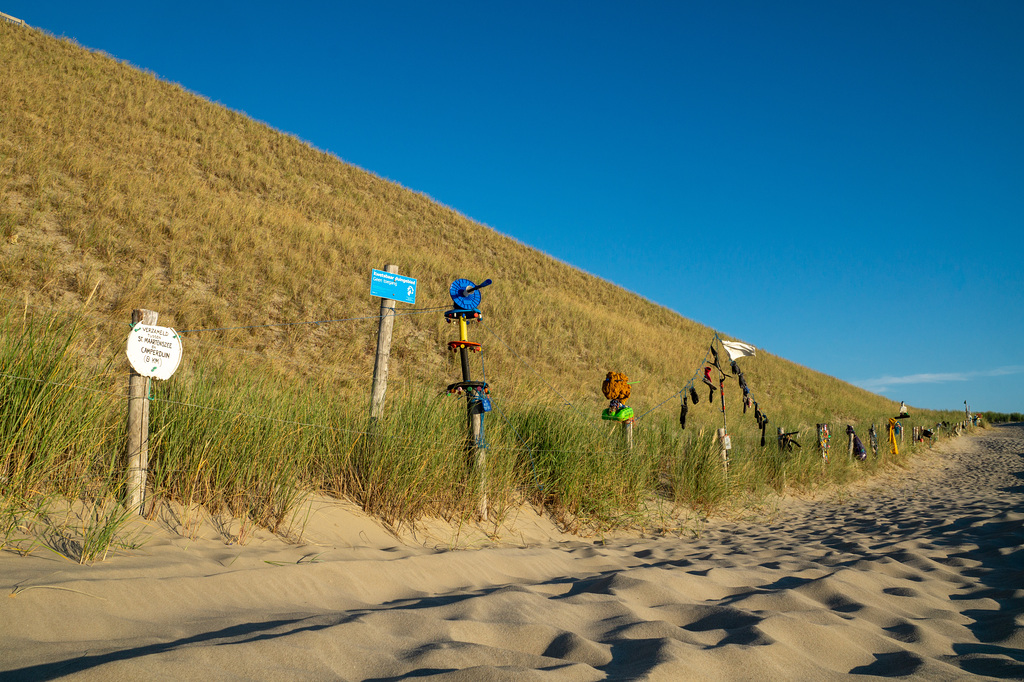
[369,264,399,422]
[126,308,158,515]
[847,425,855,459]
[717,427,729,473]
[469,391,487,520]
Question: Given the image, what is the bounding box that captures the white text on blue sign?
[370,269,417,304]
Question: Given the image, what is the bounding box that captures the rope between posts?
[634,332,720,421]
[478,321,582,414]
[176,306,451,334]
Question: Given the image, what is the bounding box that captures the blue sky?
[8,1,1023,413]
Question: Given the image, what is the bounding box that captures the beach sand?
[2,424,1022,680]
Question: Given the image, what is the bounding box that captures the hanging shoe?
[689,385,700,405]
[702,367,717,401]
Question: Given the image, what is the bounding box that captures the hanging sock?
[689,385,700,405]
[760,418,768,447]
[703,366,717,402]
[679,394,688,429]
[711,345,731,376]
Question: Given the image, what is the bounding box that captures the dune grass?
[0,309,968,557]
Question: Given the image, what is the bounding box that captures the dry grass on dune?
[0,21,891,415]
[0,22,965,538]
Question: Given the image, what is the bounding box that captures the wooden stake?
[624,420,634,450]
[470,407,487,521]
[369,264,399,422]
[717,427,729,472]
[126,308,158,515]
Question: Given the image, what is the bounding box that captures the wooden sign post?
[126,308,158,515]
[370,264,399,422]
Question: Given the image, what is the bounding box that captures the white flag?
[722,340,756,362]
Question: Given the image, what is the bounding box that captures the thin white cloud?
[854,365,1024,393]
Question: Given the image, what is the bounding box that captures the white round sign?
[126,324,183,380]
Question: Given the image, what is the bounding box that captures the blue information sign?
[370,269,417,304]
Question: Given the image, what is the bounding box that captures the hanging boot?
[703,366,717,402]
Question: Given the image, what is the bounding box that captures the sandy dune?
[2,424,1022,680]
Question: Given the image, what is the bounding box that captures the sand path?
[2,425,1022,680]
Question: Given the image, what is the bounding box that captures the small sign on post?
[370,268,417,304]
[124,311,184,516]
[370,265,410,422]
[126,324,183,380]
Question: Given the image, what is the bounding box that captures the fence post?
[624,420,634,450]
[126,308,158,515]
[470,407,487,521]
[369,264,399,422]
[717,427,729,473]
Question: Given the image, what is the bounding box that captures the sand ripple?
[2,425,1022,680]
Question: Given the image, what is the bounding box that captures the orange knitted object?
[602,371,631,401]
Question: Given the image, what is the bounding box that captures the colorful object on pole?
[817,423,831,461]
[444,277,493,407]
[445,278,491,354]
[602,371,631,401]
[601,371,635,421]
